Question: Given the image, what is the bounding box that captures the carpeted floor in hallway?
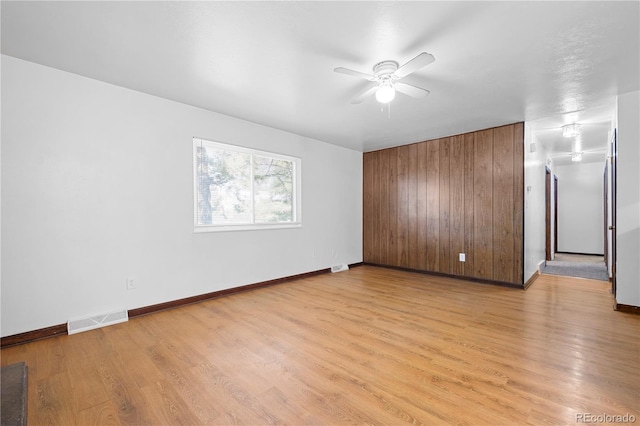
[541,253,609,281]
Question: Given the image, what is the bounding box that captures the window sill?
[193,223,302,233]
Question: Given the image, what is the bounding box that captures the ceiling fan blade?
[395,82,430,98]
[351,85,379,104]
[394,52,435,79]
[334,67,376,81]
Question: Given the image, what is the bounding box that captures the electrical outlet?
[459,253,466,262]
[126,277,137,290]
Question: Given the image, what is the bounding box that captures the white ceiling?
[2,1,638,159]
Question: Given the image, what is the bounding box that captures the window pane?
[196,145,251,225]
[253,155,294,223]
[194,138,300,231]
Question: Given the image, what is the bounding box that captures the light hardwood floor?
[2,266,639,425]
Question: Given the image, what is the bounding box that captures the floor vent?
[331,264,349,273]
[67,309,128,335]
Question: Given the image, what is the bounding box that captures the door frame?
[604,162,609,266]
[545,167,552,261]
[554,174,558,254]
[610,129,617,295]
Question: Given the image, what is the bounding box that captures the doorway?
[543,162,610,282]
[545,167,557,261]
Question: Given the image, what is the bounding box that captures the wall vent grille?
[331,264,349,273]
[67,309,128,335]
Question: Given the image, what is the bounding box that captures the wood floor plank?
[2,266,639,425]
[188,306,383,424]
[258,386,324,425]
[57,331,111,413]
[138,378,206,426]
[76,400,121,426]
[143,344,221,424]
[34,374,76,426]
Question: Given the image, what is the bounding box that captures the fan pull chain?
[381,101,391,119]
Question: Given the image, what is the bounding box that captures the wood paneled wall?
[363,123,524,285]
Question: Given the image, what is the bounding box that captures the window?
[193,138,301,232]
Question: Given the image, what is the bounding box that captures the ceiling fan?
[334,52,435,104]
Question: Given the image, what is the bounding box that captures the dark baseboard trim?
[614,303,640,315]
[0,323,67,349]
[1,263,366,347]
[556,251,605,257]
[128,266,334,318]
[523,270,540,290]
[362,263,525,289]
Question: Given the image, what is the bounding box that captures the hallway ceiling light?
[571,152,583,162]
[562,123,581,137]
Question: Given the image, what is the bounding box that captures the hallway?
[541,253,609,281]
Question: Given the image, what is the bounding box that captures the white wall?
[1,55,363,337]
[616,90,640,307]
[554,161,605,254]
[523,126,548,282]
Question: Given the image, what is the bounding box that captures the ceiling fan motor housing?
[373,61,399,79]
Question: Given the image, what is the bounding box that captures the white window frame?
[193,137,302,232]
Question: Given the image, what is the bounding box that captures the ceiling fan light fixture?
[335,52,434,104]
[375,81,395,103]
[562,123,581,138]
